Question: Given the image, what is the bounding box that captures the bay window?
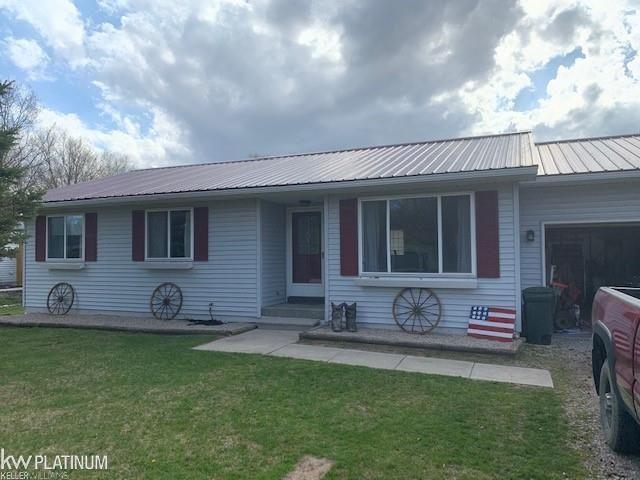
[146,209,192,259]
[47,215,84,260]
[360,194,474,275]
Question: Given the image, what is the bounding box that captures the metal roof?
[43,131,536,203]
[534,134,640,176]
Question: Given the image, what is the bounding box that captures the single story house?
[22,131,640,333]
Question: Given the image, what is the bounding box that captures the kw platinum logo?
[0,449,108,471]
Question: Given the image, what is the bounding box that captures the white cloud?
[461,1,640,140]
[37,106,192,168]
[0,0,86,67]
[3,37,51,80]
[3,0,640,168]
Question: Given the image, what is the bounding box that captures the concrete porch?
[0,313,256,335]
[258,302,324,328]
[300,325,524,356]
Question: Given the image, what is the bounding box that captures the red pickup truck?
[592,287,640,452]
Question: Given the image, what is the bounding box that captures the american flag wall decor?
[467,306,516,342]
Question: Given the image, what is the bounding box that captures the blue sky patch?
[513,47,585,111]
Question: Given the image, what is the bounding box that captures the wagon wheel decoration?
[392,287,442,334]
[150,282,183,320]
[47,282,75,315]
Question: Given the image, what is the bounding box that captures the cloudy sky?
[1,0,639,168]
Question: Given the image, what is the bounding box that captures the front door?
[287,208,323,298]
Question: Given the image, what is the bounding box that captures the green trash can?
[522,287,555,345]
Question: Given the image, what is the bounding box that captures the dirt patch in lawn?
[283,456,334,480]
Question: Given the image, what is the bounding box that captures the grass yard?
[0,292,23,315]
[0,327,585,479]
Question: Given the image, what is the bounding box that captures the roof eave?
[40,166,538,209]
[522,169,640,186]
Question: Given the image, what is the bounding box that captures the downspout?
[22,237,26,310]
[323,194,329,324]
[256,199,262,319]
[513,183,522,333]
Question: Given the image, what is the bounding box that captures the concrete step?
[261,304,324,320]
[255,316,320,328]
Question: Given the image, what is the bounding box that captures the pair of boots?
[331,302,357,332]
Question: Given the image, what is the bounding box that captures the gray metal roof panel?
[43,131,535,203]
[534,134,640,175]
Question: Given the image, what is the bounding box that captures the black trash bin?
[522,287,555,345]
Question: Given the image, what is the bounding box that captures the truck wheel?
[599,360,640,453]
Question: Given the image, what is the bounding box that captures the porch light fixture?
[526,229,535,242]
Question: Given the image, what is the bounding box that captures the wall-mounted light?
[299,200,312,206]
[526,230,535,242]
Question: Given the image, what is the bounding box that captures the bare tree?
[97,150,132,178]
[30,126,132,189]
[0,80,132,189]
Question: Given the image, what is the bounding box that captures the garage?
[544,222,640,329]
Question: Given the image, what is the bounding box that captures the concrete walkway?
[194,329,554,388]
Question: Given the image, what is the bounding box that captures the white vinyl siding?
[327,184,518,331]
[519,181,640,290]
[24,199,258,320]
[260,201,286,307]
[0,256,17,284]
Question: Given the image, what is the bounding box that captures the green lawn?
[0,292,24,315]
[0,328,584,479]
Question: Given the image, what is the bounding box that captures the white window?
[360,194,474,275]
[47,215,84,260]
[146,209,192,259]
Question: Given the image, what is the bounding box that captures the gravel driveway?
[519,335,640,480]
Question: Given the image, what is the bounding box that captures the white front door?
[286,207,324,298]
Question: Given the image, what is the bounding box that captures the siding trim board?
[256,199,262,317]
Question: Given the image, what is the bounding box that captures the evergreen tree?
[0,81,42,256]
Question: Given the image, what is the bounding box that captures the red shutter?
[193,207,209,261]
[475,190,500,278]
[340,199,358,276]
[131,210,145,261]
[35,215,46,262]
[85,213,97,261]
